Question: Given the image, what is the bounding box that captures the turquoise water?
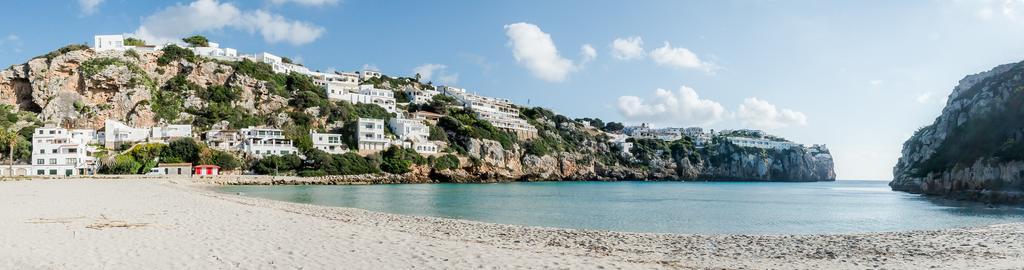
[215,180,1024,235]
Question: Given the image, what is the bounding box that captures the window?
[49,170,57,175]
[39,149,44,154]
[49,159,57,165]
[36,159,44,165]
[68,148,78,153]
[51,149,57,154]
[37,170,44,175]
[66,158,77,165]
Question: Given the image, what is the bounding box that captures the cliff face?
[892,61,1024,203]
[0,45,835,182]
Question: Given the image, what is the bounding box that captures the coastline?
[2,178,1022,269]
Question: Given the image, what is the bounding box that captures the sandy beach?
[2,179,1023,269]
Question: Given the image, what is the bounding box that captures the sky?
[3,0,1024,180]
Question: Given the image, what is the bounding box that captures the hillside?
[0,43,835,182]
[892,61,1024,203]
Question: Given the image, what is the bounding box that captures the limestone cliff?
[892,61,1024,203]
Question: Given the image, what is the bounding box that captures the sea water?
[215,180,1024,234]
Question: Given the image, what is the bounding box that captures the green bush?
[157,44,197,66]
[201,149,241,171]
[124,38,146,46]
[160,138,200,163]
[335,152,380,175]
[380,146,419,174]
[36,44,89,61]
[182,35,209,47]
[431,154,460,170]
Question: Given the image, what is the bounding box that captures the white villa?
[310,131,347,154]
[356,118,389,154]
[30,126,99,176]
[358,70,382,81]
[440,85,538,139]
[314,71,359,96]
[404,86,441,105]
[388,118,438,154]
[203,129,242,152]
[191,42,238,60]
[726,136,799,150]
[94,35,127,51]
[103,120,150,149]
[239,127,298,157]
[151,124,193,142]
[327,84,397,113]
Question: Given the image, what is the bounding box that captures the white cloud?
[617,86,727,126]
[0,34,22,53]
[503,22,580,82]
[580,44,597,64]
[413,64,446,82]
[78,0,104,15]
[134,0,324,46]
[649,42,717,72]
[412,63,458,84]
[362,64,379,71]
[438,74,459,85]
[915,92,933,104]
[869,79,884,87]
[270,0,339,6]
[611,36,645,60]
[736,98,808,129]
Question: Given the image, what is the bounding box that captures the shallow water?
[215,180,1024,234]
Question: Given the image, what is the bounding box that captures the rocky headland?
[892,61,1024,203]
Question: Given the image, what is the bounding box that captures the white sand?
[2,179,1023,269]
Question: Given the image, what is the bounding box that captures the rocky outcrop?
[892,61,1024,203]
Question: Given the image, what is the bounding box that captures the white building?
[726,137,799,150]
[254,52,287,73]
[151,124,193,142]
[191,42,238,60]
[310,131,347,154]
[313,71,359,96]
[440,85,538,139]
[239,127,298,157]
[94,35,125,51]
[31,126,98,176]
[356,118,389,154]
[358,70,382,81]
[328,84,397,113]
[388,118,438,154]
[203,129,242,151]
[404,86,441,105]
[103,120,150,149]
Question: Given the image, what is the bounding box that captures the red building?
[193,165,220,176]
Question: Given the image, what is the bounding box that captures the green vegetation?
[437,108,517,150]
[160,138,200,163]
[431,154,460,170]
[123,38,146,46]
[101,143,166,174]
[913,77,1024,176]
[157,44,197,66]
[182,35,210,47]
[35,44,89,61]
[200,149,241,171]
[380,145,425,174]
[249,154,303,175]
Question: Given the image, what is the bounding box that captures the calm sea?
[215,180,1024,235]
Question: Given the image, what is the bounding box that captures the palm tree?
[0,129,18,177]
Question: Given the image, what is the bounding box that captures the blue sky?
[3,0,1024,180]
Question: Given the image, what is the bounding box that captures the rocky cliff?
[0,45,835,182]
[892,61,1024,203]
